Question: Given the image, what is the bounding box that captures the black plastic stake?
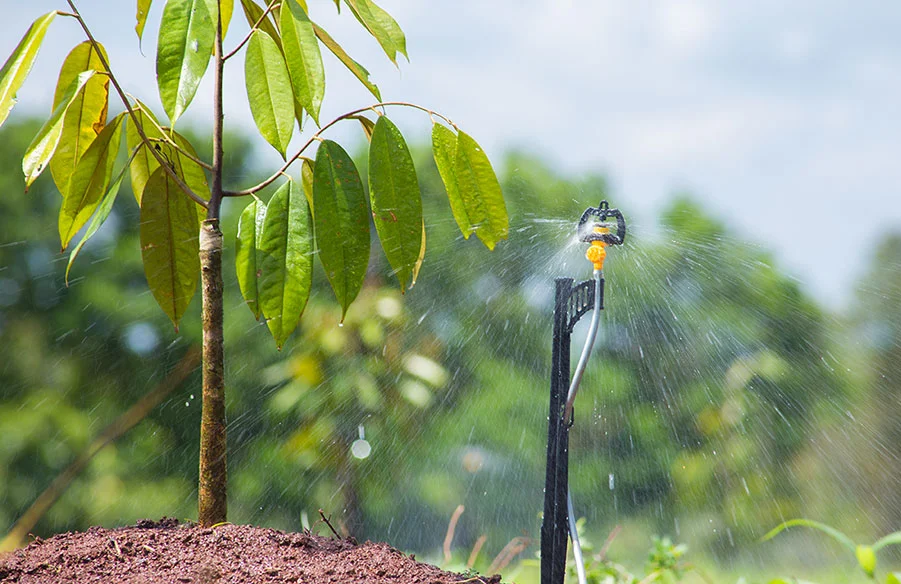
[540,276,603,584]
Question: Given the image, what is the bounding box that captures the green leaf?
[59,112,125,250]
[856,545,877,577]
[368,116,422,291]
[431,123,470,237]
[301,157,314,208]
[454,130,509,250]
[220,0,234,39]
[245,30,295,157]
[281,0,325,125]
[66,154,131,284]
[50,42,110,196]
[313,140,369,319]
[761,519,856,553]
[140,166,200,330]
[239,0,282,49]
[0,11,56,129]
[873,531,901,552]
[22,70,95,191]
[126,102,210,205]
[312,23,380,101]
[235,196,266,320]
[887,572,901,584]
[136,0,153,43]
[412,219,425,286]
[344,0,406,65]
[157,0,215,125]
[258,180,313,348]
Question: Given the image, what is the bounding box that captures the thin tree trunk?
[198,2,227,527]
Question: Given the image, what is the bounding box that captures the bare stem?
[224,101,454,197]
[63,0,208,208]
[223,0,280,61]
[197,0,228,528]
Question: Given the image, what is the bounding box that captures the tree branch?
[64,0,208,209]
[223,101,454,197]
[223,0,281,61]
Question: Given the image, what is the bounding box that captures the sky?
[4,0,901,309]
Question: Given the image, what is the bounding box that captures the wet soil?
[0,518,499,584]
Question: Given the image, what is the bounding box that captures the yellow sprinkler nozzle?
[586,226,608,270]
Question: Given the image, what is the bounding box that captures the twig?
[109,537,122,557]
[318,509,341,539]
[223,0,281,61]
[223,101,456,197]
[443,505,465,564]
[63,0,208,208]
[467,534,487,569]
[598,525,622,560]
[486,536,531,575]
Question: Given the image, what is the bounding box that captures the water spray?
[541,200,626,584]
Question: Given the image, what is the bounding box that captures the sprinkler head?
[578,200,626,270]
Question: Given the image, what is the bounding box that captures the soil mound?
[0,518,498,584]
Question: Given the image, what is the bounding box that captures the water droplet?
[608,473,615,490]
[338,322,344,328]
[191,40,199,52]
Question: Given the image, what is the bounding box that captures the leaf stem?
[223,101,454,197]
[223,0,280,61]
[63,0,208,209]
[130,100,215,171]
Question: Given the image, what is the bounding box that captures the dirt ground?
[0,518,501,584]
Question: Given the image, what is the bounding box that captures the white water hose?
[561,269,602,584]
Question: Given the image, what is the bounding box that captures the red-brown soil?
[0,518,500,584]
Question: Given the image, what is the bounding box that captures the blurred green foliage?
[0,118,897,579]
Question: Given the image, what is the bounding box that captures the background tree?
[0,0,508,527]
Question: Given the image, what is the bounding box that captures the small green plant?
[564,521,702,584]
[763,518,901,583]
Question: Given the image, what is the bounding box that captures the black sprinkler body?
[578,200,626,246]
[541,200,627,584]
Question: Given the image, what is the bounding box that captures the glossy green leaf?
[220,0,234,39]
[281,0,325,125]
[431,123,470,237]
[136,0,153,43]
[313,140,369,318]
[239,0,281,49]
[22,70,95,191]
[157,0,215,125]
[301,157,314,208]
[59,113,125,250]
[245,30,294,157]
[258,180,313,348]
[313,23,380,101]
[0,12,56,129]
[368,116,421,291]
[344,0,406,65]
[454,130,509,250]
[50,42,110,196]
[140,166,201,330]
[412,219,425,286]
[856,545,876,577]
[66,154,131,284]
[126,102,210,205]
[235,196,266,320]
